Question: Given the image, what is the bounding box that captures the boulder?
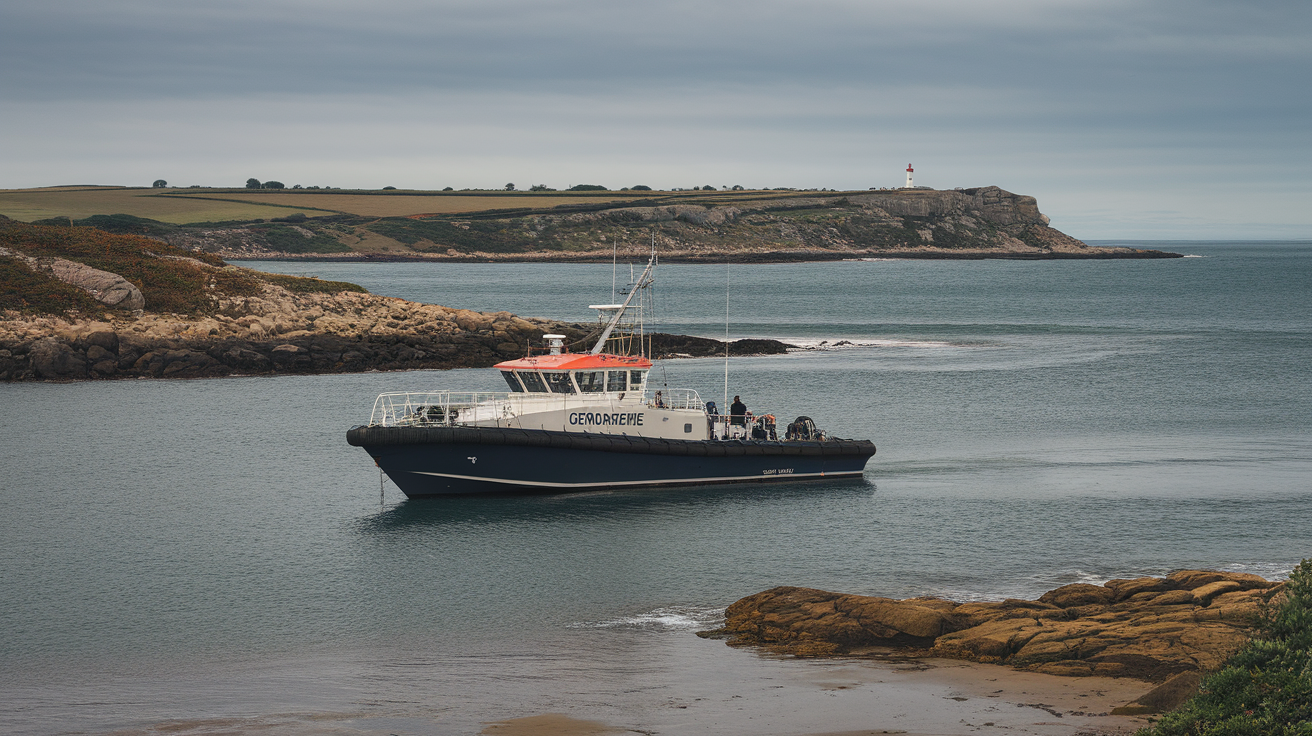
[1111,671,1204,715]
[84,330,120,353]
[45,258,145,310]
[28,338,86,379]
[1192,580,1242,605]
[1167,569,1271,591]
[85,345,114,363]
[269,343,312,370]
[1105,576,1171,601]
[1039,583,1114,608]
[222,347,272,371]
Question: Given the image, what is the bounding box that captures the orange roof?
[495,353,653,371]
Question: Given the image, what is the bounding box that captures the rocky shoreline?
[699,570,1284,714]
[0,297,790,382]
[0,214,794,382]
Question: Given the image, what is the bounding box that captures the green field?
[0,186,817,224]
[0,187,333,224]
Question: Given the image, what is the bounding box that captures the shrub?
[262,181,285,189]
[383,186,396,190]
[629,185,652,191]
[366,217,528,253]
[246,178,261,189]
[248,224,350,254]
[32,213,177,237]
[152,179,167,188]
[1139,559,1312,735]
[261,273,367,294]
[567,184,607,191]
[529,184,555,191]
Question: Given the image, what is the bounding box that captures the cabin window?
[630,370,646,391]
[500,370,524,392]
[542,371,576,394]
[517,371,547,393]
[575,371,605,393]
[606,370,627,392]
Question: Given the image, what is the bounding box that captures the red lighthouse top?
[906,164,914,172]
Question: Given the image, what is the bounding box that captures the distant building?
[904,164,914,189]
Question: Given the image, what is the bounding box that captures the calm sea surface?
[2,242,1310,734]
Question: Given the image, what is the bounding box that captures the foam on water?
[568,606,726,631]
[782,337,960,350]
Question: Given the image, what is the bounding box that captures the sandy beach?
[477,653,1154,736]
[95,644,1154,736]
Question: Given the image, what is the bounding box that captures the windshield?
[543,372,576,394]
[500,370,523,392]
[518,371,547,393]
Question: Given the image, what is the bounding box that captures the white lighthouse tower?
[904,163,914,189]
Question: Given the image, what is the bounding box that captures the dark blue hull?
[347,425,875,497]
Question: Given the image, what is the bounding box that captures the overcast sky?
[2,0,1308,238]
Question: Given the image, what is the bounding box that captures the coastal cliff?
[0,216,786,381]
[32,186,1179,261]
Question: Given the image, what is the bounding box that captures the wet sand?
[80,642,1156,736]
[475,652,1154,736]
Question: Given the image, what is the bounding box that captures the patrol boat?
[346,254,876,497]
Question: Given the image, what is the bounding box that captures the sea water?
[1,242,1309,734]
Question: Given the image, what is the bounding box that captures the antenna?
[723,260,729,415]
[611,236,617,303]
[589,250,655,355]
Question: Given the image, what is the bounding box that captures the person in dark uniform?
[730,396,747,427]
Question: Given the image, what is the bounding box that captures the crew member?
[730,396,747,427]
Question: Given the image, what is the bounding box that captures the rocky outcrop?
[702,570,1281,684]
[0,246,145,310]
[0,284,790,381]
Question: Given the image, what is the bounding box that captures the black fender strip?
[347,425,876,459]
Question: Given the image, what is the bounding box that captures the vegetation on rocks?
[0,254,104,314]
[0,215,787,382]
[1138,559,1312,735]
[0,216,363,316]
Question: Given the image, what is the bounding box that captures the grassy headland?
[2,185,1182,261]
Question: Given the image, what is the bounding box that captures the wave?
[567,605,725,631]
[782,337,960,351]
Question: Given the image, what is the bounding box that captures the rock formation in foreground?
[701,570,1280,683]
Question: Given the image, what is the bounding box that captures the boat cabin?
[494,352,652,396]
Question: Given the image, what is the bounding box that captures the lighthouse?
[904,163,914,189]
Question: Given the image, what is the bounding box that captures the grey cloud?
[1,0,1308,237]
